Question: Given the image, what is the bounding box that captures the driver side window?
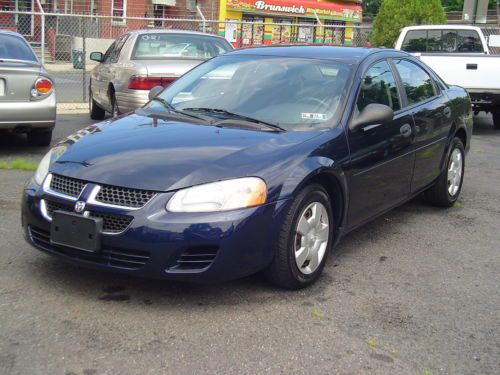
[357,60,401,112]
[102,42,116,63]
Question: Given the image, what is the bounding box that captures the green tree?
[372,0,447,47]
[363,0,383,16]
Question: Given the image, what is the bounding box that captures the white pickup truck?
[395,25,500,129]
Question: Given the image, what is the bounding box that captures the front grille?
[50,174,86,198]
[95,185,156,208]
[171,246,219,271]
[88,212,133,233]
[45,200,133,234]
[29,226,150,269]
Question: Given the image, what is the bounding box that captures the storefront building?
[218,0,362,47]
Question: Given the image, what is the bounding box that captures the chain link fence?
[2,10,499,110]
[1,11,372,109]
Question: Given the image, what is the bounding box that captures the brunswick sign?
[226,0,362,22]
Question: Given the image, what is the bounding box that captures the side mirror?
[89,52,104,62]
[148,85,164,100]
[349,103,394,131]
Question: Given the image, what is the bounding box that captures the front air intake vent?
[171,246,219,271]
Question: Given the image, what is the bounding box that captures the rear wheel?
[493,110,500,130]
[265,184,333,289]
[27,130,52,147]
[424,137,465,207]
[89,88,106,120]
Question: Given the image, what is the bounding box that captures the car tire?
[493,110,500,130]
[27,130,52,147]
[89,89,106,120]
[110,90,119,118]
[424,137,465,207]
[265,184,333,289]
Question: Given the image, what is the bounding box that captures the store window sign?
[254,1,305,14]
[226,0,362,21]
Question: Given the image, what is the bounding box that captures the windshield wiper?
[182,107,285,132]
[149,98,211,123]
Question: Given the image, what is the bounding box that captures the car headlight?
[166,177,267,213]
[34,151,52,185]
[34,145,67,185]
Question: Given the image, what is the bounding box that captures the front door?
[347,59,415,228]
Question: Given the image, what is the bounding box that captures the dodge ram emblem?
[74,201,86,213]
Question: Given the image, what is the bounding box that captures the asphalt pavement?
[0,113,499,375]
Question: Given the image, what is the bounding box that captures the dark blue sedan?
[21,46,472,289]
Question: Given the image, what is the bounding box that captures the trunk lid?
[0,60,43,101]
[134,59,202,78]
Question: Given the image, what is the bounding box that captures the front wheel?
[265,184,333,289]
[424,137,465,207]
[89,88,106,120]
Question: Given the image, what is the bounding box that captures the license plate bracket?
[50,211,103,252]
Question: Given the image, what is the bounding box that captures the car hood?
[50,113,321,192]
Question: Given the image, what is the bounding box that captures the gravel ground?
[0,113,498,375]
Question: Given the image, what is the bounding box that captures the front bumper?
[0,93,56,130]
[21,177,289,283]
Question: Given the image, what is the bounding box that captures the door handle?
[400,123,412,137]
[443,107,452,118]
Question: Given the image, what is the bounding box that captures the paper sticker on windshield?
[301,113,327,121]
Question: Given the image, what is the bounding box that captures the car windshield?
[132,33,232,60]
[146,55,353,130]
[0,34,37,61]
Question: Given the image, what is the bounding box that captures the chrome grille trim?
[49,173,87,198]
[42,174,156,210]
[42,174,78,202]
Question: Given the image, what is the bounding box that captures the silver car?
[0,30,56,146]
[88,30,233,119]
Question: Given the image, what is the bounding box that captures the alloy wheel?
[294,201,330,275]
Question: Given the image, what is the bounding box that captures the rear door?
[392,58,452,192]
[347,59,416,228]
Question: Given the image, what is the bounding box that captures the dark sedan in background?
[22,46,472,289]
[0,30,56,146]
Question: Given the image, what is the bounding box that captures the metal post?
[82,17,87,103]
[196,5,206,33]
[36,0,45,64]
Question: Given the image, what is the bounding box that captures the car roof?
[226,46,395,63]
[127,29,228,39]
[0,30,25,38]
[401,24,482,31]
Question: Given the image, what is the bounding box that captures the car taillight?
[128,76,176,90]
[34,78,53,94]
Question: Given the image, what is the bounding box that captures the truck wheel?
[27,130,52,147]
[424,137,465,207]
[493,110,500,130]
